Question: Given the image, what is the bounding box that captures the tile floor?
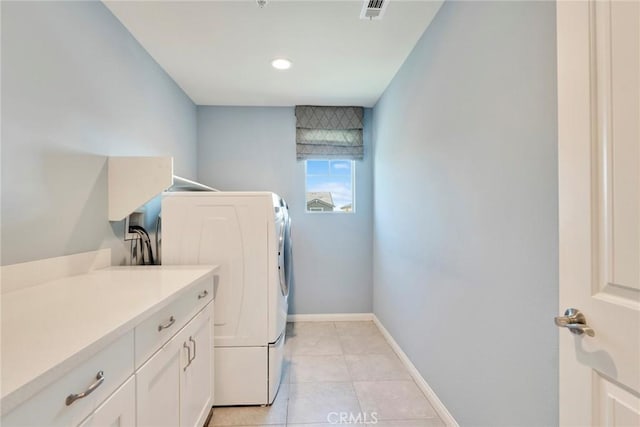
[209,321,445,427]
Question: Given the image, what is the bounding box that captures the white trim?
[373,315,459,427]
[287,313,374,322]
[1,248,111,294]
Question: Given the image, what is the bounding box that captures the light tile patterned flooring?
[209,321,445,427]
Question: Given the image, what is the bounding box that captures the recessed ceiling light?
[271,58,292,70]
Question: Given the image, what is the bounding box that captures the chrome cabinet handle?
[183,342,192,371]
[197,290,208,300]
[189,336,196,362]
[554,308,595,337]
[65,371,104,406]
[158,316,175,332]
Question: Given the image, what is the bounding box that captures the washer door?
[282,215,292,298]
[278,220,287,297]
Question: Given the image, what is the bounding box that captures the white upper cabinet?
[108,156,173,221]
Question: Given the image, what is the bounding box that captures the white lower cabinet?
[2,281,214,427]
[180,307,212,427]
[78,376,135,427]
[137,302,212,427]
[136,333,182,427]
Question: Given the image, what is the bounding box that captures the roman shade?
[295,106,364,160]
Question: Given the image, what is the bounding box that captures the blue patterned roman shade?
[295,106,364,160]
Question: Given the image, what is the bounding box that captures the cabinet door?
[180,304,213,427]
[78,376,135,427]
[136,332,187,427]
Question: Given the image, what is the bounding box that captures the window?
[305,159,355,213]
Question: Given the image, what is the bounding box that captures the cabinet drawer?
[135,276,213,368]
[3,331,134,427]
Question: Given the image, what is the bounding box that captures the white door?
[180,305,213,427]
[136,333,184,427]
[557,1,640,425]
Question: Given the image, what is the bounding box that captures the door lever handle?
[555,308,595,337]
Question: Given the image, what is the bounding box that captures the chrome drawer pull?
[197,290,209,300]
[158,316,175,332]
[183,342,192,371]
[189,336,196,362]
[65,371,104,406]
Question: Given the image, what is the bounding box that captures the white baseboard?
[373,315,459,427]
[287,313,374,322]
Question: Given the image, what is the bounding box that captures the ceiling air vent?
[360,0,389,20]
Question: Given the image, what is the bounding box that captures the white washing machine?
[161,191,291,405]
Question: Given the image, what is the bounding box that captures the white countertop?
[1,265,217,414]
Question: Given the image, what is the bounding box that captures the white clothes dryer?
[161,191,290,406]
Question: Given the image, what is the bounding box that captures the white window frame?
[304,159,356,214]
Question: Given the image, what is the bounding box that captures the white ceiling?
[104,0,443,107]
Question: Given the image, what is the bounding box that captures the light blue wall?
[197,106,373,314]
[1,1,197,265]
[372,2,558,426]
